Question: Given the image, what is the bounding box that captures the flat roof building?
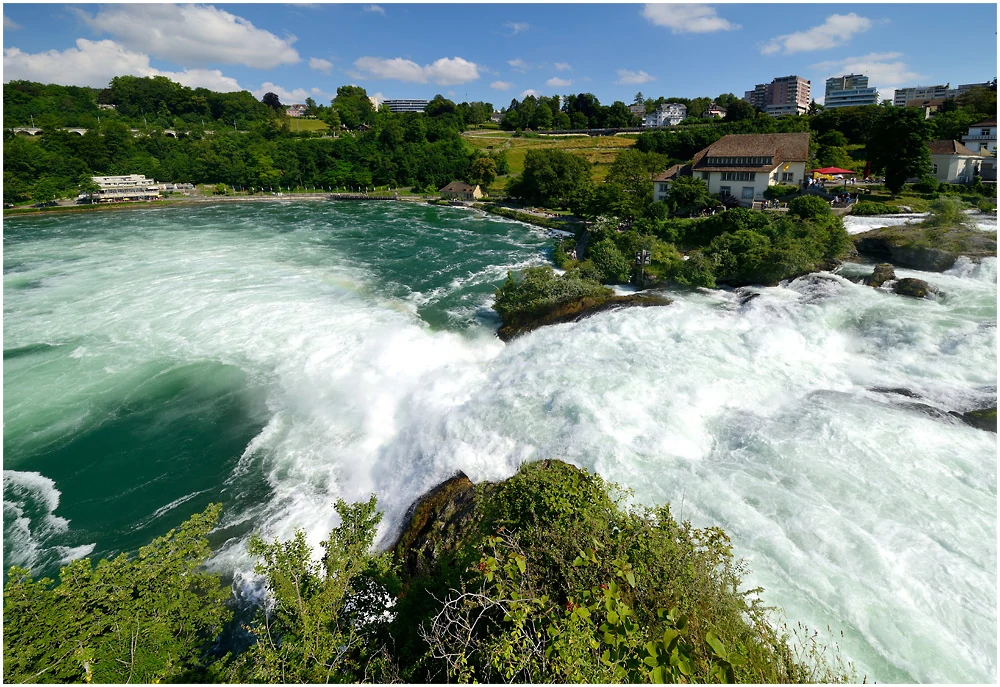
[825,74,881,109]
[383,99,429,113]
[90,175,161,203]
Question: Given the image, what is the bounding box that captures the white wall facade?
[962,124,997,153]
[930,154,982,183]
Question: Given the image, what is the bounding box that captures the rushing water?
[4,201,996,682]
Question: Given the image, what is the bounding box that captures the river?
[3,201,996,682]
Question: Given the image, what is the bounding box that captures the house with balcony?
[928,140,984,184]
[702,103,726,118]
[961,119,997,154]
[643,103,687,128]
[653,133,809,206]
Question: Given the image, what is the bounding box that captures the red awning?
[810,167,857,175]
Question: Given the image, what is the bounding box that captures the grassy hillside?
[464,130,638,190]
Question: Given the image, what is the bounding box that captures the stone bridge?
[9,127,193,137]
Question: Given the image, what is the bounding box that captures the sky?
[2,2,997,108]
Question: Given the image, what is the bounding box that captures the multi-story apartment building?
[824,74,881,108]
[893,80,995,107]
[744,75,811,116]
[89,175,161,203]
[382,99,429,113]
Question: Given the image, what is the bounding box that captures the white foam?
[4,205,995,683]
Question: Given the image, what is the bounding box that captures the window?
[781,172,795,182]
[701,172,710,181]
[721,172,756,181]
[658,183,668,193]
[981,128,991,136]
[719,185,731,196]
[742,187,755,200]
[932,164,938,174]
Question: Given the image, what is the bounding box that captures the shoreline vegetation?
[3,460,859,684]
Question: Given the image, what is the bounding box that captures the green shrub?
[762,184,799,199]
[851,200,903,216]
[911,175,939,194]
[492,265,613,328]
[587,237,633,283]
[976,199,996,213]
[788,195,832,219]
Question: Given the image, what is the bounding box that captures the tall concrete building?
[743,75,811,116]
[824,74,881,108]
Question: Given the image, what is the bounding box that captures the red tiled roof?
[652,163,687,182]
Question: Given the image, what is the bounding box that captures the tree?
[665,176,714,217]
[867,106,932,196]
[633,92,644,106]
[469,156,497,188]
[723,100,756,122]
[3,505,231,684]
[333,85,374,130]
[808,100,824,115]
[78,173,101,202]
[225,496,399,683]
[262,92,284,113]
[507,148,592,208]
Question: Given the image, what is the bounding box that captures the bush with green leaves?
[222,496,401,683]
[420,460,856,684]
[851,201,903,216]
[492,265,614,328]
[3,505,231,684]
[788,194,833,220]
[762,184,800,200]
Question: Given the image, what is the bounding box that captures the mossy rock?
[498,293,671,341]
[865,263,896,287]
[853,224,996,272]
[959,406,997,433]
[893,277,937,299]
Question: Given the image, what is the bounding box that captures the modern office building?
[382,99,429,113]
[824,74,881,108]
[744,75,811,116]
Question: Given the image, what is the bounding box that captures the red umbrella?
[810,167,857,175]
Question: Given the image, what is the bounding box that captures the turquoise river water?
[3,200,996,682]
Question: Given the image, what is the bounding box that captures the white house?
[928,140,984,184]
[653,133,810,207]
[643,103,687,128]
[702,103,726,118]
[961,119,996,154]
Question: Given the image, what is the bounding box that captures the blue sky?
[3,3,996,107]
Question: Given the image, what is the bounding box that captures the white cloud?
[3,39,246,91]
[364,5,385,15]
[75,4,299,68]
[491,81,513,90]
[253,83,332,103]
[761,13,872,55]
[353,56,480,85]
[546,77,573,88]
[811,51,920,92]
[4,15,21,30]
[519,89,539,100]
[554,62,572,72]
[309,57,333,74]
[508,58,528,72]
[615,69,655,85]
[505,22,529,35]
[642,4,739,34]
